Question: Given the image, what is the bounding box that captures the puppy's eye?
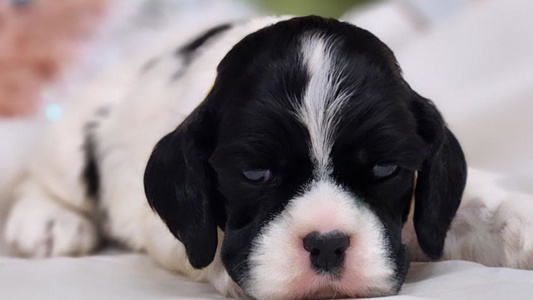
[243,169,272,184]
[372,164,398,178]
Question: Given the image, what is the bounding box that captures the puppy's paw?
[4,197,98,258]
[494,194,533,269]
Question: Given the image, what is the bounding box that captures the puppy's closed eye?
[372,164,398,179]
[243,169,273,184]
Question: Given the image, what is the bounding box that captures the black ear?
[144,103,222,269]
[411,92,467,260]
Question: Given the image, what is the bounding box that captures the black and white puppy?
[5,16,533,300]
[144,15,466,297]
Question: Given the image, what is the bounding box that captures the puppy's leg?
[4,181,98,257]
[442,168,533,268]
[4,108,102,257]
[3,42,154,257]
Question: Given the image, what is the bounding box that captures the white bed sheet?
[1,0,533,299]
[0,255,532,300]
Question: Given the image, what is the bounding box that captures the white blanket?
[0,255,532,299]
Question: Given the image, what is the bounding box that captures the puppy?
[5,16,533,299]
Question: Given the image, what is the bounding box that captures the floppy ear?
[411,92,467,260]
[144,103,223,269]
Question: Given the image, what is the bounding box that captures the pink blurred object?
[0,0,110,117]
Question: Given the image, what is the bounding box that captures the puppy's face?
[145,17,467,300]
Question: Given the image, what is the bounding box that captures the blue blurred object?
[44,103,64,122]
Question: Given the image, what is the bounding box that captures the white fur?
[298,34,354,177]
[248,180,396,299]
[3,16,533,300]
[443,169,533,269]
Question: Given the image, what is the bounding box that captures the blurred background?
[0,0,483,117]
[1,0,533,252]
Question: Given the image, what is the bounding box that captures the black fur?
[171,23,233,80]
[82,105,114,201]
[144,16,467,296]
[144,102,224,268]
[83,123,99,200]
[177,23,233,58]
[410,92,467,259]
[141,56,160,73]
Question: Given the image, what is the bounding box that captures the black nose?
[303,231,350,273]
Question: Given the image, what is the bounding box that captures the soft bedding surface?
[1,0,533,299]
[0,255,532,300]
[0,254,533,300]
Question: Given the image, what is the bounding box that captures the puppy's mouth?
[291,277,351,300]
[301,286,347,300]
[256,271,393,300]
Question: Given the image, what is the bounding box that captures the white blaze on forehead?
[298,34,355,178]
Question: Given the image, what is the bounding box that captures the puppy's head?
[144,16,467,299]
